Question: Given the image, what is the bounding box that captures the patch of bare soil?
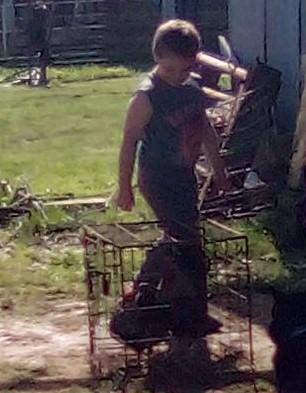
[0,300,91,391]
[0,294,276,392]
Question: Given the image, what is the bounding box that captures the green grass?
[0,66,155,314]
[0,65,304,290]
[0,76,137,195]
[0,64,137,84]
[0,65,302,301]
[0,67,141,312]
[0,242,86,314]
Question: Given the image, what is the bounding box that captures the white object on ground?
[243,171,266,190]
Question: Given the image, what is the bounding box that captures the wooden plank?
[44,196,106,207]
[228,0,265,65]
[266,0,301,131]
[50,57,107,65]
[0,54,108,66]
[15,0,109,7]
[196,52,248,81]
[53,23,107,31]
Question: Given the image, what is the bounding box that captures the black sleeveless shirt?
[138,72,210,172]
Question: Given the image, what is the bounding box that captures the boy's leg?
[139,167,208,337]
[170,244,208,337]
[139,166,200,240]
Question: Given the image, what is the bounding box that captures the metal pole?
[2,0,16,57]
[2,4,7,57]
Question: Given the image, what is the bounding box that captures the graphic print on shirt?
[165,99,204,166]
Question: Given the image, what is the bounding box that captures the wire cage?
[81,219,254,391]
[204,220,254,370]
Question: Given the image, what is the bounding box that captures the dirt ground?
[0,294,276,393]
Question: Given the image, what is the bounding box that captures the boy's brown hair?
[152,19,201,59]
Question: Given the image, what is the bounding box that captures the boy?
[117,20,229,340]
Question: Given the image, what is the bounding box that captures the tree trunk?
[289,69,306,189]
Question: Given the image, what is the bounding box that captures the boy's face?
[156,53,196,86]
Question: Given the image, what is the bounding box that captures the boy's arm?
[201,114,231,192]
[117,92,152,211]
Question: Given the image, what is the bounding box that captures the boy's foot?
[145,337,215,392]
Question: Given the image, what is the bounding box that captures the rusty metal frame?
[82,219,255,392]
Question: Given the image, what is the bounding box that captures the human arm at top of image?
[117,92,153,211]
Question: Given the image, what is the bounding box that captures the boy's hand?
[116,187,135,211]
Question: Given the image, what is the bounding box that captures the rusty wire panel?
[82,220,255,392]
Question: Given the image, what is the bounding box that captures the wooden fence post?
[2,0,16,57]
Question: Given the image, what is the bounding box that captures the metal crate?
[82,220,254,392]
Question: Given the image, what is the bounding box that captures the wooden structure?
[195,51,280,218]
[228,0,305,132]
[0,0,227,64]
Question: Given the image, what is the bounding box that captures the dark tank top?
[138,72,210,172]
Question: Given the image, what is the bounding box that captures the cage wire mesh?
[82,220,254,390]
